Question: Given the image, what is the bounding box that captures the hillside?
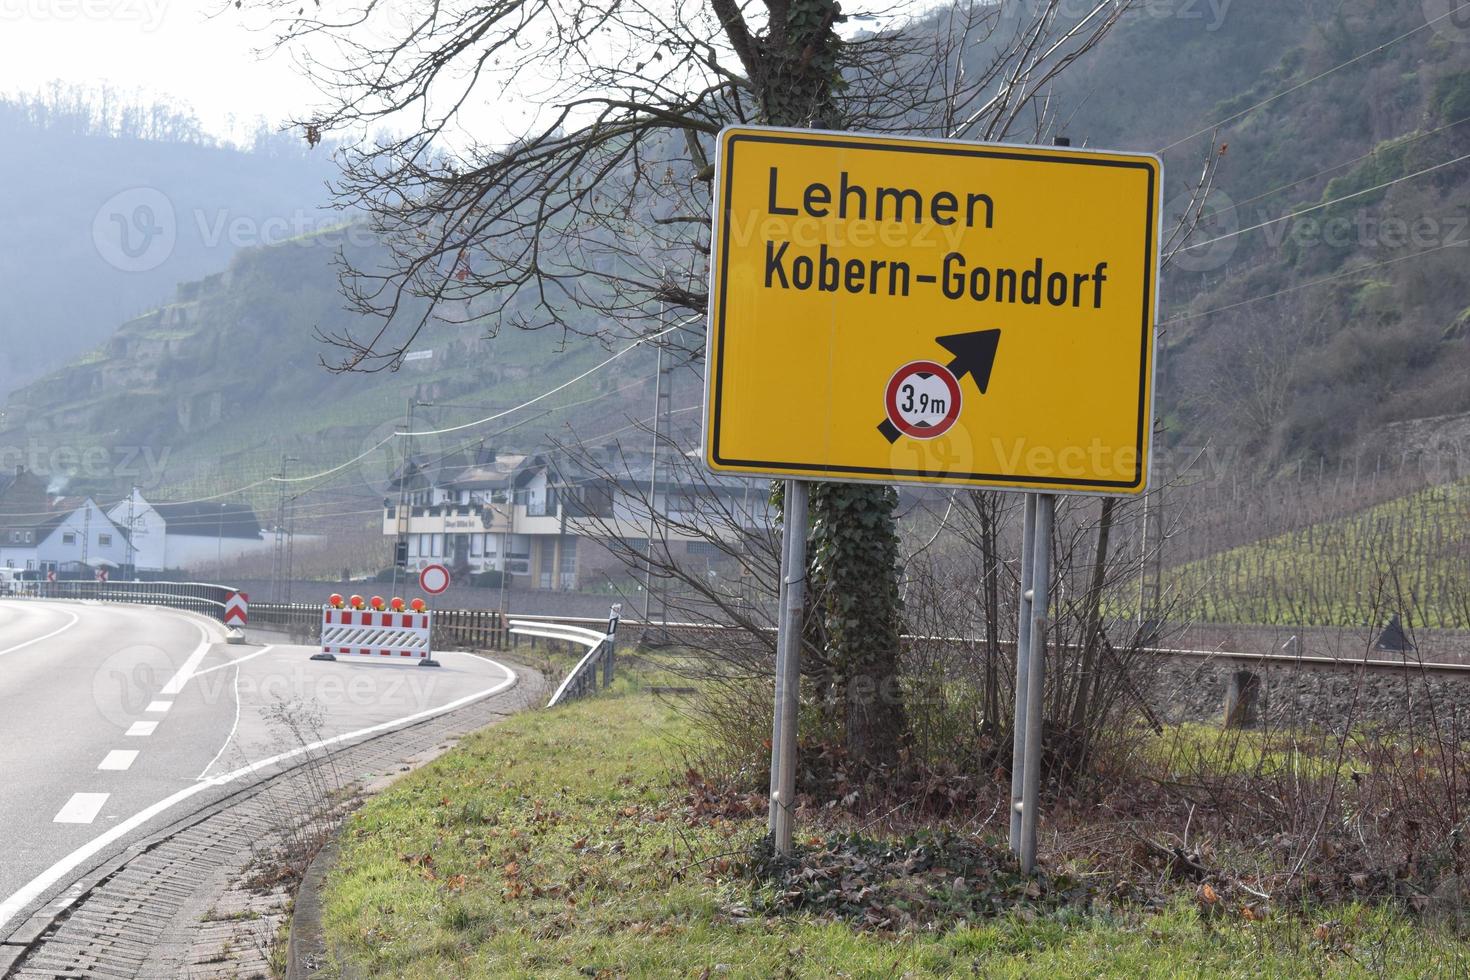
[8,1,1470,518]
[1140,5,1470,465]
[0,89,338,398]
[0,228,690,520]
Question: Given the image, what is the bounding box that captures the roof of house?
[0,469,52,527]
[150,501,264,539]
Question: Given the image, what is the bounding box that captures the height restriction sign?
[702,126,1162,494]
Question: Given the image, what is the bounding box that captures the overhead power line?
[398,319,694,439]
[1178,150,1470,253]
[1223,114,1470,215]
[1158,11,1456,154]
[0,320,700,517]
[1165,239,1466,325]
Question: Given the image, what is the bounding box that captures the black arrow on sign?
[878,329,1001,443]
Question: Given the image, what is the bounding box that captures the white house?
[107,489,273,572]
[0,496,132,574]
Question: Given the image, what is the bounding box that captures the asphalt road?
[0,599,517,938]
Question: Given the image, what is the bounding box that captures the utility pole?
[285,490,297,605]
[392,398,432,597]
[125,486,137,576]
[271,455,298,601]
[640,306,673,633]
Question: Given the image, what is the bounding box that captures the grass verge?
[321,670,1469,977]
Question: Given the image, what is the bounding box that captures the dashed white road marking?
[145,701,172,713]
[53,794,109,825]
[98,750,139,771]
[159,623,213,696]
[124,721,157,737]
[0,654,518,933]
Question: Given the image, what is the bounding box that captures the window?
[483,534,497,555]
[431,534,442,557]
[99,534,112,546]
[526,489,553,516]
[62,532,76,545]
[470,535,483,557]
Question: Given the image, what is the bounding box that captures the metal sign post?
[1013,493,1055,872]
[1008,494,1036,849]
[702,125,1162,873]
[767,478,809,857]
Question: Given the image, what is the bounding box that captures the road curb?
[286,839,338,980]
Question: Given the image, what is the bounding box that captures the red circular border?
[885,361,962,440]
[419,563,452,595]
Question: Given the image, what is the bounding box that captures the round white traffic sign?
[419,563,451,595]
[885,361,962,439]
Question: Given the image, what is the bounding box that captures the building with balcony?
[382,445,771,590]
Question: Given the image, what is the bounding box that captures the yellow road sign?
[703,126,1161,495]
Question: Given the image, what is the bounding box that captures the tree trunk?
[808,482,908,772]
[751,0,909,774]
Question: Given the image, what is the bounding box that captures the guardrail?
[12,585,1466,678]
[513,605,622,708]
[13,580,240,623]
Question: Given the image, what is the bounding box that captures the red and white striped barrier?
[317,607,434,661]
[224,591,249,625]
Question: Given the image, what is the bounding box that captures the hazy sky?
[0,2,319,141]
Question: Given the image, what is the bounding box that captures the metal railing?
[13,580,239,622]
[513,605,622,708]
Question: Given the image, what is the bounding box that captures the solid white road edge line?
[192,644,277,678]
[0,654,518,935]
[53,794,109,825]
[0,607,80,660]
[195,660,244,781]
[159,622,213,696]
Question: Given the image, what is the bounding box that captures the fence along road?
[14,581,1467,678]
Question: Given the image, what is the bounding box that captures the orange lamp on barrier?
[409,597,426,613]
[349,594,365,609]
[370,596,385,611]
[389,597,405,611]
[329,594,344,608]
